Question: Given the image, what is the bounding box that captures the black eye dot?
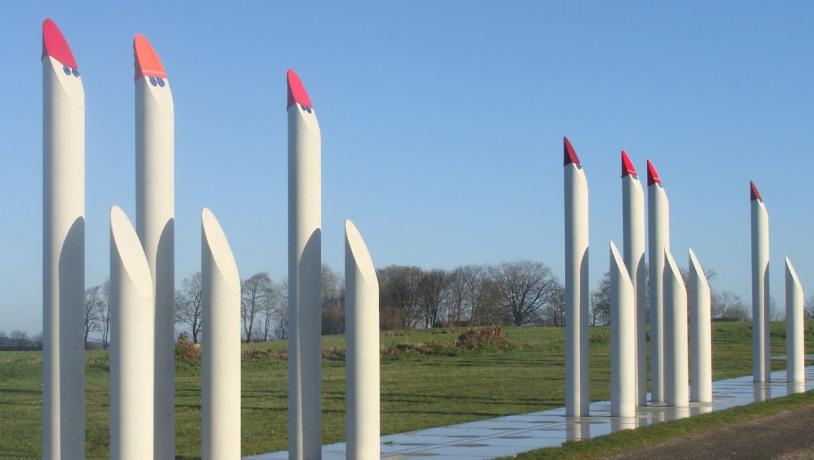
[63,66,71,75]
[149,76,158,86]
[157,78,165,87]
[72,69,80,77]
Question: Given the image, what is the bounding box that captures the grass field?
[0,321,811,458]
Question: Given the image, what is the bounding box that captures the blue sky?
[1,1,813,333]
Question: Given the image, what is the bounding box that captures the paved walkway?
[245,367,814,460]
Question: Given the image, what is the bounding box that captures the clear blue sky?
[2,1,813,333]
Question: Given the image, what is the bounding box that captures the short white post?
[610,242,636,417]
[688,249,712,403]
[664,249,688,407]
[201,209,241,459]
[345,220,381,460]
[785,257,804,385]
[109,206,155,460]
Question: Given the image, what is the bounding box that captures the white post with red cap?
[750,181,770,383]
[134,34,175,459]
[564,137,590,416]
[647,160,670,403]
[42,18,85,459]
[287,69,323,459]
[621,151,646,405]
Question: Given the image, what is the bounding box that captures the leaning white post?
[610,242,636,417]
[134,34,175,458]
[109,206,155,460]
[688,249,712,403]
[42,18,85,459]
[563,137,590,416]
[664,249,688,407]
[750,181,770,383]
[647,160,670,403]
[287,68,323,460]
[785,257,804,385]
[201,209,241,460]
[345,220,381,460]
[621,151,646,405]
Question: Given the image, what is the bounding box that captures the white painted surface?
[202,209,242,460]
[564,162,589,416]
[345,220,381,460]
[135,69,175,459]
[609,242,636,417]
[664,249,688,407]
[688,249,712,403]
[110,206,155,460]
[622,174,646,405]
[751,199,770,382]
[647,183,670,402]
[785,258,805,385]
[43,54,85,460]
[288,94,322,459]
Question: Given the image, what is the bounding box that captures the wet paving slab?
[245,367,814,460]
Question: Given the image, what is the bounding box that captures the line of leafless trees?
[59,260,783,348]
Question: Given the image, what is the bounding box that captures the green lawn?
[0,321,811,458]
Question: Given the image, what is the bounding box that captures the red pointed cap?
[750,181,762,201]
[646,160,661,186]
[133,34,167,80]
[287,69,313,109]
[621,150,637,178]
[42,19,78,69]
[563,137,581,166]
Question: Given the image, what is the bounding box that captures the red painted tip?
[646,160,661,186]
[42,19,77,69]
[133,34,167,80]
[750,181,762,201]
[621,150,637,178]
[563,137,581,166]
[287,69,313,109]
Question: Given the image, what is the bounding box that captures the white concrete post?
[621,151,647,405]
[109,206,155,460]
[345,220,381,460]
[287,69,322,459]
[201,209,241,460]
[563,137,590,416]
[610,242,636,417]
[688,249,712,403]
[647,160,670,403]
[750,181,770,383]
[134,34,175,458]
[42,18,85,459]
[785,257,804,385]
[664,249,688,407]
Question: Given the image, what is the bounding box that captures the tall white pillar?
[750,181,770,383]
[785,257,804,385]
[133,34,175,459]
[647,160,670,403]
[201,209,242,460]
[610,242,636,417]
[664,249,688,407]
[109,206,155,460]
[563,137,590,416]
[621,151,646,405]
[287,69,322,459]
[688,249,712,403]
[345,220,381,460]
[42,18,85,460]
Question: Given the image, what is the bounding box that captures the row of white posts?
[564,139,807,419]
[43,19,382,460]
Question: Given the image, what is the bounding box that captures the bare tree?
[175,272,204,343]
[83,285,102,346]
[275,279,289,339]
[590,271,611,327]
[241,272,272,342]
[465,265,503,325]
[542,282,566,327]
[98,280,112,349]
[418,269,449,328]
[446,267,469,324]
[321,265,345,335]
[491,261,561,326]
[378,266,424,330]
[10,330,29,348]
[711,290,749,320]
